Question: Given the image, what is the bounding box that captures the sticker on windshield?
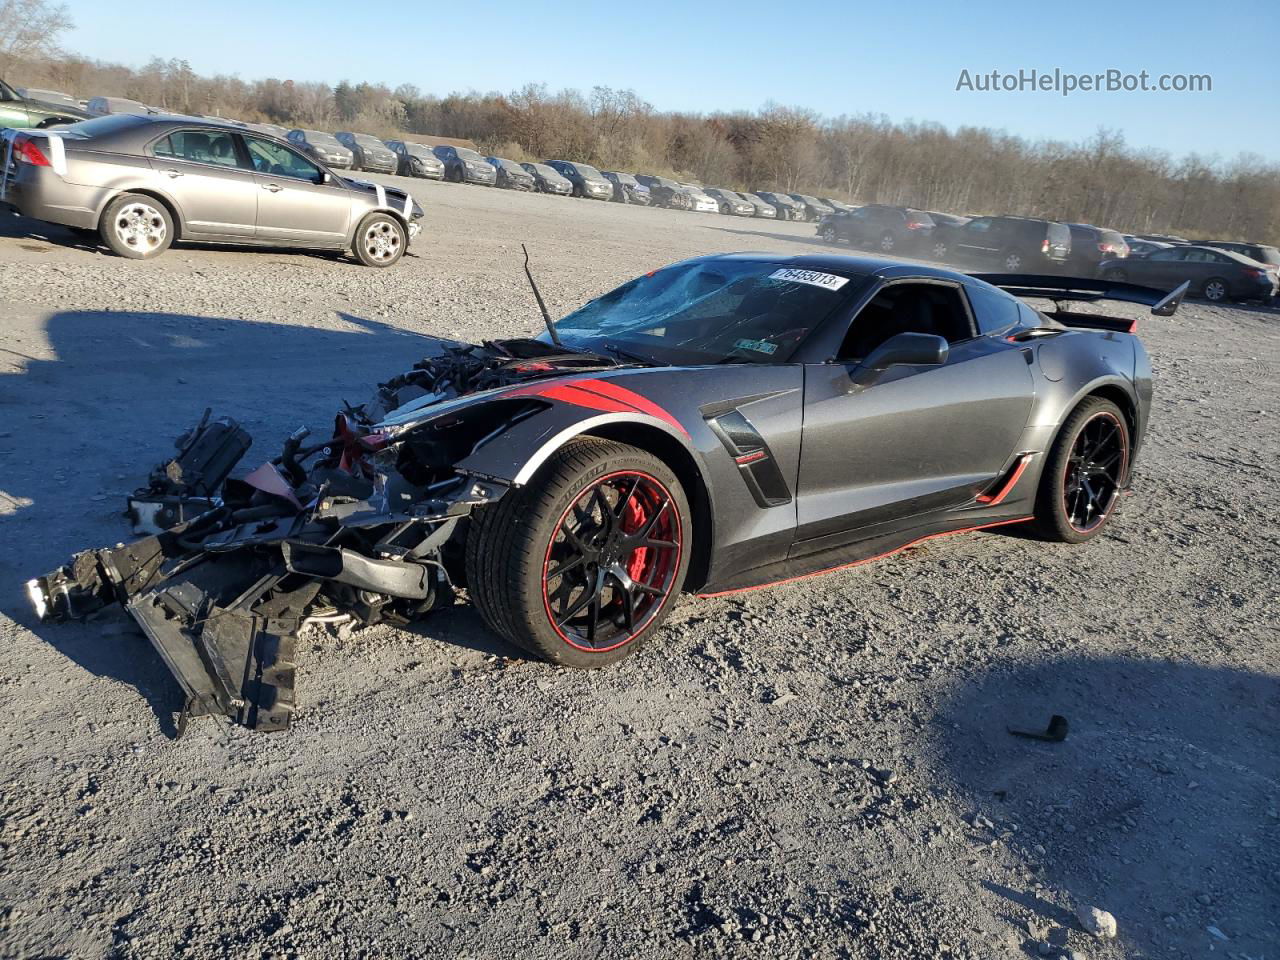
[768,267,850,291]
[734,338,778,355]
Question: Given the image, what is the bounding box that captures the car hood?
[342,178,424,218]
[24,98,91,119]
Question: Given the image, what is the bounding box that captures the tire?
[99,193,174,260]
[351,212,406,268]
[1103,268,1128,282]
[879,231,896,253]
[1202,277,1228,302]
[931,240,949,260]
[1002,250,1024,272]
[819,225,836,242]
[465,438,691,668]
[1034,397,1130,543]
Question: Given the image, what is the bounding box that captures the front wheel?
[352,212,406,268]
[1002,250,1024,271]
[1202,277,1228,302]
[879,231,896,253]
[1034,397,1130,543]
[1103,267,1128,282]
[820,224,836,242]
[931,240,949,260]
[465,438,691,668]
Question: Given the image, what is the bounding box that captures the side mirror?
[850,332,949,387]
[319,172,332,185]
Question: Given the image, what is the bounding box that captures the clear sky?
[59,0,1272,163]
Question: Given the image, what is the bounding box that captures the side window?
[1148,248,1181,261]
[966,218,990,234]
[243,136,322,181]
[965,283,1021,335]
[154,130,241,167]
[838,282,975,360]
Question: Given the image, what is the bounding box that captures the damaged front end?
[28,337,618,734]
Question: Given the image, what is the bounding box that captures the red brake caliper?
[622,490,648,581]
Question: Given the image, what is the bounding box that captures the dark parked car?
[1123,238,1172,259]
[1067,224,1130,274]
[245,122,290,139]
[0,79,90,128]
[1202,241,1280,270]
[521,162,572,195]
[932,215,1072,272]
[754,192,804,221]
[386,140,445,179]
[601,171,651,204]
[821,197,857,214]
[545,160,612,199]
[636,175,693,210]
[1099,245,1278,303]
[287,129,354,169]
[31,253,1176,732]
[486,156,536,191]
[820,204,935,255]
[704,188,755,216]
[740,194,778,218]
[789,194,835,221]
[432,145,497,185]
[335,132,398,174]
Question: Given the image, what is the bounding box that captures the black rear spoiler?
[971,274,1189,318]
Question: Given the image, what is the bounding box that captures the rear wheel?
[1034,397,1130,543]
[1104,267,1128,282]
[100,193,173,260]
[879,231,896,253]
[1202,277,1228,302]
[465,438,690,668]
[820,224,836,242]
[931,239,949,259]
[351,212,405,268]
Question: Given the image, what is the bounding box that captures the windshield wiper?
[599,342,665,366]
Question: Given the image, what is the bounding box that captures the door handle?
[262,183,283,193]
[161,168,183,178]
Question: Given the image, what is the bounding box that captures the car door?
[952,217,995,261]
[1136,247,1188,285]
[793,278,1035,556]
[148,128,259,239]
[242,135,352,246]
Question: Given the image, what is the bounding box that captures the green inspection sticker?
[734,338,778,355]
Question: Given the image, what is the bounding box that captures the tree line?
[6,46,1278,241]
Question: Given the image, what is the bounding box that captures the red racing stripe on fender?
[535,384,636,415]
[567,378,689,436]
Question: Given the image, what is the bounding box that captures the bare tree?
[0,0,72,75]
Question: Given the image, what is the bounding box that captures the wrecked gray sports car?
[28,252,1180,734]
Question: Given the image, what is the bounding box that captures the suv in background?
[821,204,935,254]
[1067,223,1130,274]
[386,140,446,179]
[601,171,651,204]
[933,215,1072,272]
[335,132,398,174]
[545,160,612,199]
[788,194,835,221]
[635,175,693,210]
[521,162,573,195]
[0,80,89,128]
[432,145,497,185]
[287,129,355,169]
[486,156,536,191]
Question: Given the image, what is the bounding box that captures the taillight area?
[1042,239,1050,253]
[1242,267,1266,279]
[12,135,51,167]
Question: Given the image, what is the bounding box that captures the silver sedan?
[0,113,424,266]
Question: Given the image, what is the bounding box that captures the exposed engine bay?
[27,337,624,734]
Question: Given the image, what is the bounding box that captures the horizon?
[57,0,1271,165]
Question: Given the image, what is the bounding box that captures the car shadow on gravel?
[0,307,464,735]
[929,655,1278,958]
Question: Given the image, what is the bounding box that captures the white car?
[679,184,719,213]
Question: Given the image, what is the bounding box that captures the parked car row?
[814,204,1279,303]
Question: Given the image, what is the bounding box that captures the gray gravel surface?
[1,175,1277,959]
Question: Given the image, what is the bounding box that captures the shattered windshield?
[551,260,864,364]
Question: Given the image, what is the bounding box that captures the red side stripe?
[568,378,689,436]
[536,384,635,415]
[696,517,1033,598]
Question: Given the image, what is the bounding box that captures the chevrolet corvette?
[27,253,1183,733]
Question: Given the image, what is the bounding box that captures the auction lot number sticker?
[769,267,850,291]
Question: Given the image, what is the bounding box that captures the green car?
[0,79,89,129]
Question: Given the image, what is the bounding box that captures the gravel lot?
[1,175,1277,960]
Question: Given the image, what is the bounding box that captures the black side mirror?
[851,332,949,387]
